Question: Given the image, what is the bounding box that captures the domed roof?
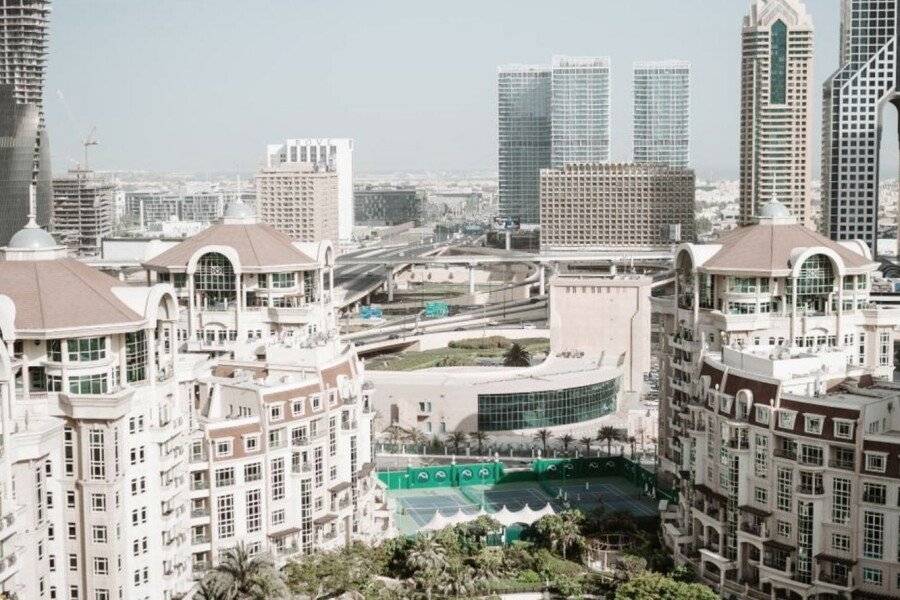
[7,220,57,249]
[223,199,255,219]
[758,198,792,219]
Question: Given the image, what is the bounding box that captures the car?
[487,319,500,326]
[521,322,536,330]
[387,334,400,340]
[454,327,465,332]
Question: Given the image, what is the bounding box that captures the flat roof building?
[539,163,695,250]
[255,163,339,244]
[51,168,115,256]
[354,185,425,226]
[633,60,690,168]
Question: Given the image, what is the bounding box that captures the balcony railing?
[190,480,209,491]
[292,463,313,473]
[192,534,210,545]
[827,458,854,471]
[817,571,850,587]
[773,448,797,460]
[796,484,825,496]
[190,508,210,518]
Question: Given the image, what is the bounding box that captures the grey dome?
[758,198,792,219]
[224,199,255,219]
[8,222,57,249]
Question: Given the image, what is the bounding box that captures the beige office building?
[51,169,115,256]
[738,0,813,226]
[539,163,695,250]
[256,163,338,243]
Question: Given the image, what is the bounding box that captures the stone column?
[385,265,394,302]
[145,327,157,383]
[187,273,196,340]
[538,265,546,296]
[790,277,798,344]
[468,264,476,295]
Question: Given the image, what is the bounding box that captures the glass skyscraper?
[550,56,610,168]
[497,65,551,224]
[0,0,52,245]
[633,60,690,168]
[822,0,898,251]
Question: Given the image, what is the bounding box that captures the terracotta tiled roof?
[701,223,872,272]
[0,258,143,332]
[142,222,315,270]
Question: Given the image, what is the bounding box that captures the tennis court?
[388,475,658,535]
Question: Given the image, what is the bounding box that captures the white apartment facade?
[655,199,900,599]
[265,138,353,243]
[738,0,814,226]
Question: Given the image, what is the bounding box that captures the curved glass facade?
[477,378,619,431]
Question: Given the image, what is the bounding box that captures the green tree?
[469,430,490,455]
[407,535,449,600]
[533,429,552,455]
[614,572,718,600]
[447,431,467,454]
[284,543,381,599]
[597,426,621,456]
[194,575,235,600]
[579,436,593,456]
[533,510,585,560]
[213,543,286,599]
[559,433,575,453]
[503,343,531,367]
[627,436,637,459]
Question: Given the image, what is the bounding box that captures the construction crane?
[82,125,98,172]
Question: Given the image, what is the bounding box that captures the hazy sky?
[44,0,897,178]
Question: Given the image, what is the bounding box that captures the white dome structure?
[7,220,57,249]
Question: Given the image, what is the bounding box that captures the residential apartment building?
[822,0,898,251]
[265,139,353,242]
[738,0,814,226]
[0,0,52,244]
[256,163,339,244]
[123,191,223,229]
[633,60,690,168]
[51,169,116,256]
[353,185,425,226]
[539,163,695,250]
[0,206,390,599]
[550,55,611,168]
[655,199,900,600]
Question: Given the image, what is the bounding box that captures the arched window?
[194,253,236,308]
[791,254,835,315]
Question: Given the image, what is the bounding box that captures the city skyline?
[45,1,898,179]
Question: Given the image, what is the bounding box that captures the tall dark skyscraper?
[822,0,898,250]
[0,0,52,246]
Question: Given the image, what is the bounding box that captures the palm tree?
[579,436,594,456]
[559,433,575,453]
[195,575,235,600]
[447,431,467,455]
[407,428,427,450]
[503,343,531,367]
[214,543,285,599]
[627,436,637,460]
[533,429,552,455]
[597,426,621,456]
[407,535,449,600]
[556,510,585,561]
[468,430,489,455]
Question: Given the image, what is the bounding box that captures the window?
[91,494,106,512]
[833,419,853,440]
[125,330,147,383]
[862,482,887,504]
[66,490,76,508]
[803,415,823,435]
[244,462,261,482]
[95,590,110,600]
[832,478,851,524]
[754,487,768,504]
[776,467,793,511]
[217,495,234,538]
[89,429,106,480]
[271,458,285,500]
[246,489,261,533]
[777,410,796,430]
[270,272,296,288]
[269,404,283,422]
[92,557,108,575]
[864,452,886,473]
[776,520,791,537]
[194,252,236,306]
[754,405,770,425]
[271,509,284,526]
[291,399,305,416]
[862,567,882,586]
[862,511,884,559]
[832,533,850,552]
[68,554,78,571]
[69,373,108,395]
[477,380,618,430]
[68,337,106,362]
[244,434,259,453]
[799,444,823,466]
[214,467,235,488]
[879,331,891,366]
[214,439,232,458]
[91,526,107,544]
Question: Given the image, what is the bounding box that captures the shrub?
[517,569,542,584]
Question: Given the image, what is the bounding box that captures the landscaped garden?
[366,336,549,371]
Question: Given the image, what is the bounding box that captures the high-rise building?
[51,169,115,256]
[265,139,353,242]
[551,56,611,168]
[256,163,339,243]
[738,0,814,227]
[633,60,690,168]
[822,0,898,251]
[0,0,52,245]
[498,65,551,225]
[123,190,224,229]
[656,199,900,598]
[539,163,695,250]
[353,185,425,226]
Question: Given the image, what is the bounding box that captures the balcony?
[762,556,788,572]
[740,522,765,537]
[727,438,750,450]
[773,447,797,461]
[827,458,854,471]
[796,484,824,496]
[58,387,135,420]
[192,534,210,545]
[292,463,313,474]
[190,479,209,491]
[797,455,824,468]
[816,571,850,588]
[291,436,309,447]
[190,507,210,519]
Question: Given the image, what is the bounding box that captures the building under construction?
[51,169,115,256]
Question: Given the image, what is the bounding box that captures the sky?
[44,0,897,178]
